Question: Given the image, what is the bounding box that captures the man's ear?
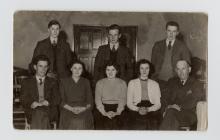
[176,31,179,35]
[118,33,121,38]
[48,28,51,34]
[175,67,178,73]
[33,65,37,70]
[188,67,191,73]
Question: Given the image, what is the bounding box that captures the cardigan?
[127,78,161,112]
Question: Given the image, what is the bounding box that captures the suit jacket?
[21,76,60,123]
[31,37,73,78]
[127,78,161,112]
[94,44,133,83]
[164,77,204,112]
[151,39,191,80]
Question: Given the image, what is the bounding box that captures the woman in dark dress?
[59,60,94,129]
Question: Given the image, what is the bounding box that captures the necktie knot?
[181,80,184,85]
[112,45,116,52]
[52,40,57,46]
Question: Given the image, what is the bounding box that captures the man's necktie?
[168,41,172,50]
[112,45,116,52]
[52,40,57,72]
[39,78,43,85]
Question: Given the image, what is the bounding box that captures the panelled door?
[74,25,137,79]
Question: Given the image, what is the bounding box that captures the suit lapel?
[45,37,54,57]
[172,39,179,56]
[46,37,52,48]
[116,45,125,63]
[161,40,166,55]
[44,77,49,99]
[31,77,39,101]
[158,40,167,69]
[105,44,110,60]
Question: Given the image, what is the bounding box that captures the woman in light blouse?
[95,61,127,130]
[127,59,161,130]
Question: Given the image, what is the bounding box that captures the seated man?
[21,55,60,129]
[160,60,204,130]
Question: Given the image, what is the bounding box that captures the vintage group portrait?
[13,11,208,131]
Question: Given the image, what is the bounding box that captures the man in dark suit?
[151,21,191,82]
[94,24,133,83]
[159,60,204,130]
[31,20,73,79]
[21,55,60,129]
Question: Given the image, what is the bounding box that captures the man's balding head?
[175,60,191,81]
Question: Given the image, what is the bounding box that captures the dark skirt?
[95,104,124,130]
[59,108,94,130]
[128,100,161,130]
[30,107,51,129]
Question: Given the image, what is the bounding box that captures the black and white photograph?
[1,0,220,140]
[13,11,207,131]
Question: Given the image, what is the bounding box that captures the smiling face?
[140,63,150,79]
[108,29,121,44]
[166,25,179,41]
[71,63,83,78]
[175,60,191,81]
[34,60,49,77]
[106,65,117,79]
[48,24,60,38]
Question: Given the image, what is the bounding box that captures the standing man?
[159,60,204,130]
[21,55,60,129]
[31,20,73,79]
[94,24,133,83]
[151,21,191,82]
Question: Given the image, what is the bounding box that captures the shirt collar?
[180,79,187,85]
[110,42,119,50]
[50,37,58,44]
[166,39,175,47]
[35,75,46,83]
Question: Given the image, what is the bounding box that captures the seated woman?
[127,59,161,130]
[95,61,127,130]
[59,60,94,129]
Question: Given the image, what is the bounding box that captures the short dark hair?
[104,61,120,78]
[48,20,61,28]
[30,55,50,74]
[136,59,154,78]
[107,24,121,34]
[69,59,85,75]
[166,21,179,30]
[32,55,50,66]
